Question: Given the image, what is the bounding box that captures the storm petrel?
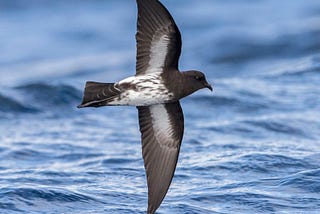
[78,0,212,213]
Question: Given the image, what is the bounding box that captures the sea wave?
[0,83,82,116]
[0,93,38,113]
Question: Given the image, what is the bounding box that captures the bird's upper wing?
[136,0,182,75]
[137,101,184,213]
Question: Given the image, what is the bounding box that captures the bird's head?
[182,70,213,95]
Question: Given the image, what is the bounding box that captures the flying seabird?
[78,0,212,213]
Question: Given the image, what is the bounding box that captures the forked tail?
[77,81,121,108]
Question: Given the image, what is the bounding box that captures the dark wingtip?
[147,206,156,214]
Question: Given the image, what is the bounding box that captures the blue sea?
[1,0,320,213]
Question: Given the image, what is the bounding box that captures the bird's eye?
[195,76,203,80]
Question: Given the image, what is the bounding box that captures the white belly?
[108,73,174,106]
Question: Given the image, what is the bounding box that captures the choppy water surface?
[1,0,320,213]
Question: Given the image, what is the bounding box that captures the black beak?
[205,82,213,91]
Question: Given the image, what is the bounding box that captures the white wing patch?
[147,34,170,73]
[150,104,175,145]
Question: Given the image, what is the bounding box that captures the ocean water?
[1,0,320,213]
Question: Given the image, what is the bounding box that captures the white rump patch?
[148,34,169,72]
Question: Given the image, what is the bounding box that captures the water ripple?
[1,188,96,203]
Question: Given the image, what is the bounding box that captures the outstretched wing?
[136,0,182,75]
[137,101,184,213]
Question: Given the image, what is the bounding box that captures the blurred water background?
[1,0,320,213]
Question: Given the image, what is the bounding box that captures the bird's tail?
[77,81,121,108]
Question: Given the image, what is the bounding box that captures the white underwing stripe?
[150,105,175,145]
[148,34,169,72]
